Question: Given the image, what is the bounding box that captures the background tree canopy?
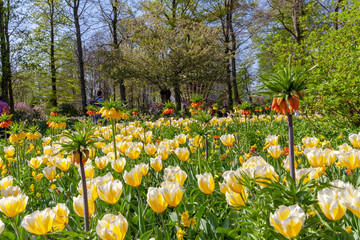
[0,0,358,127]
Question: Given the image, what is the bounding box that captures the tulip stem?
[287,113,296,183]
[175,208,181,227]
[79,157,90,232]
[12,217,20,239]
[111,120,117,160]
[160,212,168,240]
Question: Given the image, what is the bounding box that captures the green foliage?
[60,121,96,153]
[259,58,311,100]
[58,103,80,116]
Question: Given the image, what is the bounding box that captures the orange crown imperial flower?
[271,93,299,115]
[163,108,174,115]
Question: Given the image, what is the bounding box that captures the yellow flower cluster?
[99,107,123,120]
[27,132,42,140]
[9,132,26,143]
[49,122,66,129]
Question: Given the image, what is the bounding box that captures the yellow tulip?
[196,173,215,194]
[265,134,278,145]
[222,171,244,193]
[136,163,149,176]
[302,136,318,148]
[21,208,55,235]
[1,186,21,197]
[174,147,190,162]
[175,134,187,145]
[112,157,126,173]
[123,167,142,187]
[220,134,235,147]
[44,146,55,156]
[52,203,70,230]
[161,181,183,207]
[170,139,179,149]
[117,141,129,155]
[0,176,13,191]
[55,158,72,172]
[93,173,114,187]
[147,187,168,213]
[43,166,56,181]
[283,156,298,171]
[318,188,346,221]
[94,141,106,149]
[97,180,123,204]
[4,146,15,158]
[144,144,156,156]
[164,166,187,186]
[219,182,230,194]
[295,167,326,184]
[96,213,128,240]
[192,135,205,148]
[150,157,163,172]
[226,190,248,207]
[125,146,141,160]
[267,145,281,158]
[253,164,279,187]
[102,144,114,155]
[349,132,360,148]
[73,195,95,217]
[28,157,43,170]
[95,156,109,170]
[0,194,28,217]
[157,147,170,161]
[80,163,95,179]
[77,179,98,201]
[323,148,336,166]
[338,150,360,170]
[270,205,305,238]
[342,185,360,218]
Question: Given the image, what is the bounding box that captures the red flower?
[132,112,138,115]
[214,136,220,140]
[191,102,202,108]
[87,110,95,116]
[284,147,289,156]
[242,110,251,115]
[50,112,59,116]
[346,169,351,175]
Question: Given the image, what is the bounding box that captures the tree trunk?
[0,0,11,108]
[111,0,127,104]
[50,0,57,107]
[73,0,87,113]
[174,81,181,111]
[292,0,303,45]
[119,80,126,102]
[229,0,238,102]
[334,0,343,30]
[160,89,171,104]
[225,1,233,108]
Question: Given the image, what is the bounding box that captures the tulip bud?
[96,213,128,240]
[196,173,215,195]
[147,187,168,213]
[21,208,55,235]
[97,180,123,204]
[270,205,305,238]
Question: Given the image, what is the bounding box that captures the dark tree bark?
[229,0,239,102]
[66,0,87,113]
[334,0,343,30]
[225,0,233,108]
[49,0,57,107]
[160,89,171,103]
[0,0,12,109]
[174,80,181,111]
[110,0,126,102]
[292,0,303,45]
